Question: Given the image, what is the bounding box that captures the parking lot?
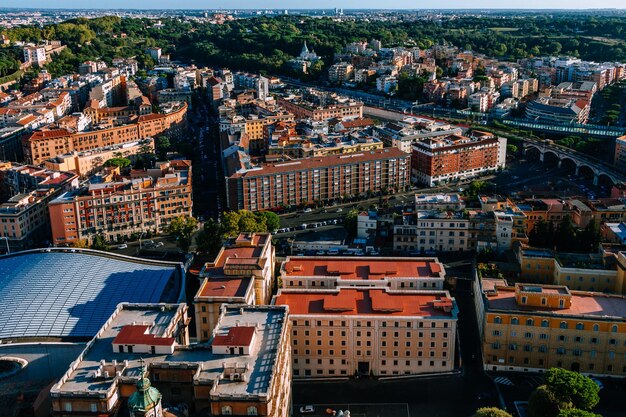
[293,403,410,417]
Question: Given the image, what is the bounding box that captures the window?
[64,403,72,412]
[90,404,98,413]
[247,406,258,415]
[526,318,534,326]
[611,325,618,333]
[541,320,549,328]
[576,323,584,330]
[511,317,519,325]
[559,321,568,329]
[222,406,233,415]
[494,316,502,324]
[593,324,600,332]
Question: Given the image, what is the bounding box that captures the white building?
[376,75,398,94]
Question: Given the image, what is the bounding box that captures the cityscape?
[1,5,626,417]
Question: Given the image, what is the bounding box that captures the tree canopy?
[166,215,198,252]
[221,210,280,237]
[528,368,601,417]
[474,407,513,417]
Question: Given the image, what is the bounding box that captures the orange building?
[23,103,187,165]
[411,131,506,186]
[481,280,626,376]
[276,96,363,121]
[199,232,275,306]
[48,160,192,245]
[274,287,458,378]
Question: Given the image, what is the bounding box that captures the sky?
[2,1,625,10]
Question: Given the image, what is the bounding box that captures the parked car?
[155,242,164,247]
[303,208,313,213]
[336,208,343,213]
[300,406,315,414]
[116,244,128,250]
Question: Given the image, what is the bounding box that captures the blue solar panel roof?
[0,250,179,340]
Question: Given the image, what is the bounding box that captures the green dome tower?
[128,363,162,417]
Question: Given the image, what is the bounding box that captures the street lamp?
[0,237,9,254]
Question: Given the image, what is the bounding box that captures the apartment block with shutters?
[479,279,626,376]
[273,256,458,378]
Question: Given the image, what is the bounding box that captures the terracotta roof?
[28,128,71,140]
[231,147,409,178]
[487,286,626,319]
[275,289,455,317]
[197,277,252,298]
[212,326,256,346]
[137,113,167,122]
[113,325,175,346]
[283,256,445,280]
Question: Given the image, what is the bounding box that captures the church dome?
[128,368,162,413]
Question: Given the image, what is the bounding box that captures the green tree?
[344,209,359,235]
[545,368,600,411]
[256,211,281,233]
[557,410,601,417]
[221,210,268,237]
[104,157,131,168]
[155,136,171,160]
[90,234,109,251]
[506,144,518,155]
[474,408,513,417]
[195,219,224,258]
[528,385,562,417]
[166,215,198,252]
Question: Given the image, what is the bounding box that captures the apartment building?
[24,102,187,165]
[23,45,47,66]
[279,256,446,291]
[48,160,192,245]
[525,97,590,124]
[198,232,275,308]
[0,163,78,251]
[50,303,292,417]
[274,287,458,377]
[480,280,626,376]
[415,193,465,211]
[394,210,470,253]
[516,245,626,294]
[276,95,363,121]
[194,277,255,342]
[411,130,507,186]
[226,147,410,211]
[44,138,155,177]
[328,62,354,84]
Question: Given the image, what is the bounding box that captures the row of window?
[293,320,450,329]
[494,316,620,332]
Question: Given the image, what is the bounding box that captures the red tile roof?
[283,257,444,280]
[212,326,256,347]
[197,277,252,298]
[230,147,409,178]
[275,289,455,317]
[113,325,175,346]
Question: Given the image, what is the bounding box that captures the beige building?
[194,277,255,342]
[275,287,458,378]
[517,245,626,294]
[279,256,446,291]
[199,233,275,305]
[44,138,155,177]
[394,210,470,254]
[50,303,292,417]
[480,280,626,376]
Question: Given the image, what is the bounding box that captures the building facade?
[411,131,506,186]
[481,281,626,376]
[226,148,410,211]
[48,160,192,245]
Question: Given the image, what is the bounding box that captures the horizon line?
[1,7,626,11]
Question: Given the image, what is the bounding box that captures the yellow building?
[517,245,626,294]
[481,280,626,376]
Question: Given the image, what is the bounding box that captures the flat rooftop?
[281,256,444,280]
[275,288,455,317]
[201,233,270,277]
[486,287,626,319]
[52,304,287,398]
[0,249,182,340]
[196,277,253,299]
